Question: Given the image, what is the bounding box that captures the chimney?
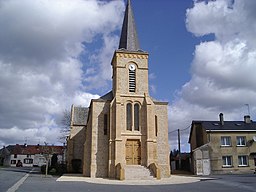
[244,115,251,123]
[219,113,224,125]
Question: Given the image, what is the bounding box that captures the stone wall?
[71,126,85,160]
[155,102,170,178]
[67,125,86,172]
[83,113,92,177]
[87,100,110,178]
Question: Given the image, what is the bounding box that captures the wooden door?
[126,140,141,165]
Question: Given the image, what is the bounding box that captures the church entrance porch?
[125,140,141,165]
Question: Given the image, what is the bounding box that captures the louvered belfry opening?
[129,68,136,92]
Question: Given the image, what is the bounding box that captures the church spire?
[118,0,140,51]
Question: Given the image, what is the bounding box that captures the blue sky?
[129,0,215,151]
[84,0,215,108]
[1,0,256,152]
[87,0,208,101]
[134,0,196,101]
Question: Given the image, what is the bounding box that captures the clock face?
[129,64,135,71]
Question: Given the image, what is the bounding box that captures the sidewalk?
[57,174,211,185]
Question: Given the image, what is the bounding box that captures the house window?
[134,103,140,131]
[222,156,232,167]
[14,154,17,158]
[221,136,231,146]
[27,154,31,158]
[24,158,33,164]
[104,114,108,135]
[238,156,248,166]
[11,160,16,164]
[237,136,246,146]
[126,103,132,131]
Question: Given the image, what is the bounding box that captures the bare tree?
[59,109,71,142]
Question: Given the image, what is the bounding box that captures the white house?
[0,144,65,167]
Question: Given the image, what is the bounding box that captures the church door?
[126,140,141,165]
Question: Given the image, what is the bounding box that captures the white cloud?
[186,0,256,46]
[84,34,119,91]
[169,0,256,151]
[0,126,62,146]
[148,73,157,95]
[73,92,100,107]
[0,0,124,147]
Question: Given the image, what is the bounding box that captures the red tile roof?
[3,144,64,155]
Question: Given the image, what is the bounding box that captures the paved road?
[0,167,33,192]
[18,175,256,192]
[205,174,256,192]
[2,167,256,192]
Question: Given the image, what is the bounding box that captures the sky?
[1,0,256,152]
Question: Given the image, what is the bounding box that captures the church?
[66,0,170,180]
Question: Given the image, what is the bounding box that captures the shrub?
[49,168,57,175]
[56,163,67,175]
[41,165,48,174]
[41,163,67,175]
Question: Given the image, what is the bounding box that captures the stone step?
[124,165,155,180]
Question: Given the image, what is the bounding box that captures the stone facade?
[66,0,170,179]
[189,114,256,175]
[208,132,256,174]
[83,100,110,177]
[79,50,170,179]
[66,106,87,173]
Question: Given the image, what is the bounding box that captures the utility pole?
[44,142,49,177]
[178,129,181,169]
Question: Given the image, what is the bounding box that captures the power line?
[169,125,191,163]
[180,125,191,131]
[168,129,178,134]
[168,125,191,134]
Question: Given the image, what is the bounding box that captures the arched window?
[155,115,158,137]
[126,103,132,131]
[134,103,140,131]
[104,114,108,135]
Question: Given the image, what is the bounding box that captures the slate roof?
[99,91,113,101]
[73,107,88,126]
[192,120,256,131]
[118,0,140,51]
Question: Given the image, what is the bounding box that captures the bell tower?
[69,0,170,180]
[108,0,170,179]
[112,0,149,97]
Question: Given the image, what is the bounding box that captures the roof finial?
[118,0,140,51]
